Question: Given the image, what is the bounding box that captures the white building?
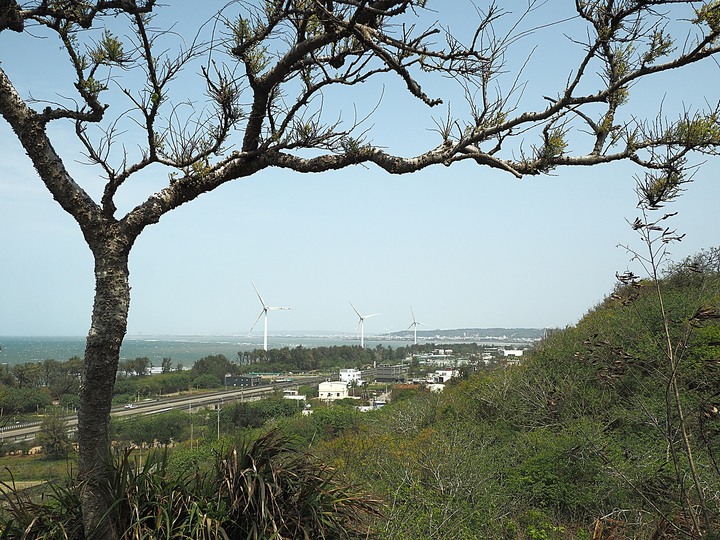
[427,369,456,384]
[282,389,307,402]
[339,368,363,384]
[318,380,349,401]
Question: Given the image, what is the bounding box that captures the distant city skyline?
[2,2,719,337]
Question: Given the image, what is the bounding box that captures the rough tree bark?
[79,232,134,539]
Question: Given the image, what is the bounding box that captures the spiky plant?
[215,430,381,539]
[0,431,380,539]
[0,468,83,539]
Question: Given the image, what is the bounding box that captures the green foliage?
[0,431,380,539]
[239,344,405,373]
[230,17,270,76]
[112,410,190,446]
[76,76,107,98]
[298,383,318,398]
[0,386,52,414]
[191,354,235,383]
[222,397,298,431]
[311,405,362,438]
[533,127,568,172]
[35,409,72,460]
[214,430,380,539]
[113,369,192,401]
[303,248,720,538]
[506,426,603,518]
[695,1,720,33]
[88,30,126,65]
[517,510,566,540]
[668,112,720,149]
[642,30,674,65]
[0,472,84,539]
[191,373,221,389]
[119,356,151,377]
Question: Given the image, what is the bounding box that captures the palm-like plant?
[216,430,380,539]
[0,430,380,539]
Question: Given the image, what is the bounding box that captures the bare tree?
[2,0,720,537]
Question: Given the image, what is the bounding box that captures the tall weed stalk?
[617,170,717,537]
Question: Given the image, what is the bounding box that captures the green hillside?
[305,248,720,539]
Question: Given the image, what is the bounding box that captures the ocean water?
[0,334,416,367]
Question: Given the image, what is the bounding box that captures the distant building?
[360,368,376,382]
[339,368,363,384]
[503,349,524,357]
[414,351,459,367]
[356,399,386,412]
[282,389,306,402]
[224,374,262,387]
[318,380,349,401]
[375,364,408,383]
[427,369,456,384]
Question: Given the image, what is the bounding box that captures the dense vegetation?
[3,249,720,538]
[0,431,380,539]
[269,248,720,539]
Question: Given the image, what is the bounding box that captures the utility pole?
[217,398,222,440]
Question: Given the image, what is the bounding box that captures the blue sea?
[0,334,419,367]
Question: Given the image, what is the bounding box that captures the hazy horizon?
[1,325,546,339]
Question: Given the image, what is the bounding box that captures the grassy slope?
[305,260,720,539]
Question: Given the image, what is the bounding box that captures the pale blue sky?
[1,2,719,337]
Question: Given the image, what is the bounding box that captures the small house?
[318,380,349,401]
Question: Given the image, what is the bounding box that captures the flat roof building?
[224,374,262,387]
[319,380,349,401]
[375,364,408,383]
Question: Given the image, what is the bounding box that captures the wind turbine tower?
[350,302,379,348]
[250,282,292,351]
[408,306,428,345]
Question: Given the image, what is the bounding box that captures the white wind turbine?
[408,306,428,345]
[249,282,292,351]
[350,302,379,348]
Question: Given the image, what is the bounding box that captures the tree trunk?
[78,237,132,540]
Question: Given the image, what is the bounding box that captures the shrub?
[191,373,222,389]
[0,430,381,539]
[35,410,72,460]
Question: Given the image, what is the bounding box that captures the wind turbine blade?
[268,306,292,311]
[249,310,265,333]
[251,282,267,309]
[365,313,380,319]
[349,301,362,319]
[411,306,417,323]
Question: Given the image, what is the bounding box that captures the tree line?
[0,357,82,415]
[237,343,492,373]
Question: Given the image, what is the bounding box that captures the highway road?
[0,378,322,443]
